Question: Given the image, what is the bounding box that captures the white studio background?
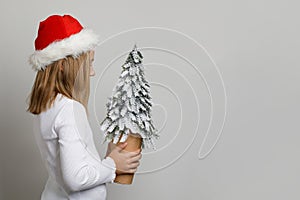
[1,0,300,200]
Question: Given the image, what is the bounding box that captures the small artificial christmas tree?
[100,45,159,184]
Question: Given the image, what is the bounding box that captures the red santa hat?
[29,14,99,71]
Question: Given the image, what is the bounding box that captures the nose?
[90,66,95,76]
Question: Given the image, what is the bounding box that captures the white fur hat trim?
[29,29,99,71]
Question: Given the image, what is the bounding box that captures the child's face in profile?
[89,50,95,77]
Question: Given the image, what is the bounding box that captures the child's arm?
[55,100,116,192]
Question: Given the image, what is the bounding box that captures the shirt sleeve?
[54,99,116,192]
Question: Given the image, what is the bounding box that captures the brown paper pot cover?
[114,131,142,184]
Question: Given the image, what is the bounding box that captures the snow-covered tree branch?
[100,45,159,150]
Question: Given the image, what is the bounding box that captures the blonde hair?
[26,51,91,115]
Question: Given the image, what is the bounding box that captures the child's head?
[27,15,99,115]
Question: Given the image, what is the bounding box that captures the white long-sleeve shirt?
[32,93,116,200]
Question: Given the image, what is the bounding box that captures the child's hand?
[107,142,142,175]
[105,141,116,157]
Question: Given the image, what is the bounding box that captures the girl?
[26,14,141,200]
